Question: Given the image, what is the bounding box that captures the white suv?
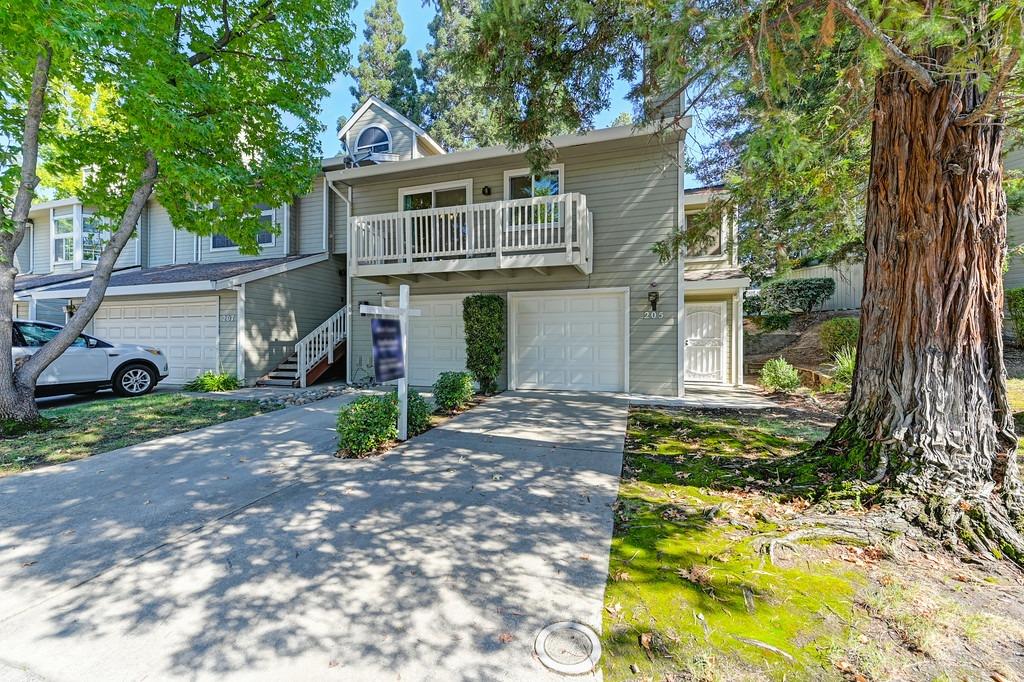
[13,320,170,398]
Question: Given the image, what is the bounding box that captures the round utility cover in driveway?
[534,621,602,675]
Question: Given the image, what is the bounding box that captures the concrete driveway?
[0,391,626,681]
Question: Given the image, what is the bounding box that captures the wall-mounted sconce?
[481,186,492,196]
[647,291,660,312]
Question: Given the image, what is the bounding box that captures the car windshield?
[17,323,88,348]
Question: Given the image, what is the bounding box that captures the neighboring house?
[13,94,749,395]
[13,180,350,387]
[1006,146,1024,293]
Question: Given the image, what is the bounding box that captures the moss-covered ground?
[603,405,1024,682]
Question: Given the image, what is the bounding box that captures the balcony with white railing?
[349,193,594,279]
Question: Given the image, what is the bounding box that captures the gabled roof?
[14,268,131,293]
[31,254,328,299]
[338,96,445,156]
[324,118,693,180]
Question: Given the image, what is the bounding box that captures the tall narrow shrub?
[463,294,505,394]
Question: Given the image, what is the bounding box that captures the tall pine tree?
[349,0,421,123]
[417,0,496,150]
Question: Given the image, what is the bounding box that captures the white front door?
[92,298,219,384]
[684,302,726,383]
[511,290,626,391]
[385,294,468,386]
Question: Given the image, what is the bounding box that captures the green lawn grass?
[0,393,276,475]
[604,408,861,681]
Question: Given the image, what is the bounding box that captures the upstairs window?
[685,208,725,258]
[211,207,276,250]
[505,166,562,199]
[52,210,74,264]
[82,213,106,262]
[355,126,391,154]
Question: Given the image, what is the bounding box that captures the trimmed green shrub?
[759,357,801,392]
[433,371,475,413]
[183,371,241,392]
[406,389,432,436]
[760,278,835,314]
[819,317,860,356]
[337,394,398,456]
[463,294,505,394]
[1007,288,1024,346]
[753,312,792,332]
[826,346,857,393]
[336,390,432,457]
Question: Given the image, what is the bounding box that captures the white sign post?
[359,284,420,440]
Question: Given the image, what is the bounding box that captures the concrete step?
[266,371,298,380]
[278,362,298,370]
[256,378,299,387]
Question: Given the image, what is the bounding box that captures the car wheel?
[112,364,156,397]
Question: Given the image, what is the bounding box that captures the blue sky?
[315,0,635,156]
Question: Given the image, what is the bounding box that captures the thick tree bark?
[823,64,1024,562]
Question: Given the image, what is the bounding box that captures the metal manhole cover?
[534,621,601,675]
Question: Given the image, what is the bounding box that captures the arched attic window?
[355,126,391,154]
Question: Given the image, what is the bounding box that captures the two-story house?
[13,95,749,396]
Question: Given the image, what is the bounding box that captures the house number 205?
[641,311,665,319]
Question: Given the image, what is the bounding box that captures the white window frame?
[397,179,474,212]
[209,207,277,252]
[50,208,75,266]
[503,164,565,200]
[683,208,728,263]
[355,125,392,155]
[80,211,109,264]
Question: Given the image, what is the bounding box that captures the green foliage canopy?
[2,0,354,253]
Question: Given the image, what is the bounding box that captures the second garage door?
[511,290,626,391]
[92,297,220,384]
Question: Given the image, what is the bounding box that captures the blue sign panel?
[371,318,405,383]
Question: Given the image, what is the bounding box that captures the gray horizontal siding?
[345,103,416,160]
[348,135,683,395]
[297,177,326,255]
[242,256,345,383]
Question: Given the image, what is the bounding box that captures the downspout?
[322,176,329,252]
[327,177,355,383]
[236,283,246,382]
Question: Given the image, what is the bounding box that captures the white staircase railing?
[295,306,347,388]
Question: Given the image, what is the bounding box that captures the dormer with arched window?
[337,96,445,164]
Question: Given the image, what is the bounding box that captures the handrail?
[350,193,587,269]
[295,305,347,388]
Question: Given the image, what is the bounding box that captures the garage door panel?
[513,291,625,392]
[93,297,219,384]
[384,294,469,386]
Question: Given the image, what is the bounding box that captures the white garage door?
[92,297,220,384]
[512,290,626,391]
[385,294,468,386]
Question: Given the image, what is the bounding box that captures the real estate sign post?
[361,284,420,440]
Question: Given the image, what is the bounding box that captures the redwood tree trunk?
[831,64,1024,560]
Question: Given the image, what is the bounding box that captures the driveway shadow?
[0,392,626,681]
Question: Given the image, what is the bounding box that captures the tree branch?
[187,0,275,67]
[10,46,52,229]
[958,47,1021,126]
[831,0,936,91]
